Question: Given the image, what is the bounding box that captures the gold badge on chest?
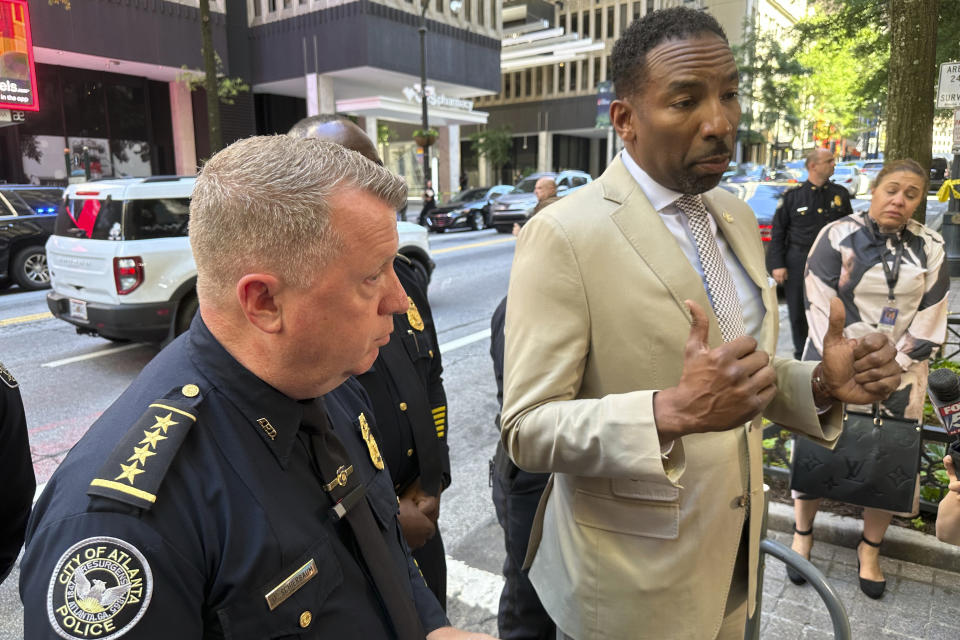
[358,412,384,470]
[407,296,424,331]
[833,194,842,207]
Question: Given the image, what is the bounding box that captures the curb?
[767,500,960,573]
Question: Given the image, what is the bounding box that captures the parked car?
[427,184,512,232]
[931,156,950,193]
[831,165,859,197]
[489,170,592,233]
[718,181,793,246]
[46,177,434,343]
[860,160,884,188]
[0,185,64,290]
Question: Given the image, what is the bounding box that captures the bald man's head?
[288,115,381,164]
[534,177,557,202]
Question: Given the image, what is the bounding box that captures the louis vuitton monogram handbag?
[789,404,922,513]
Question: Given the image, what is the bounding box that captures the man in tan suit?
[500,7,901,640]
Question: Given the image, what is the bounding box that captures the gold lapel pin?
[721,212,734,223]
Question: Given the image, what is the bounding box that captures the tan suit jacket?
[501,157,843,639]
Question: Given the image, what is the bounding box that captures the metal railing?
[744,486,851,640]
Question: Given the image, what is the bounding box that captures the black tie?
[301,399,425,640]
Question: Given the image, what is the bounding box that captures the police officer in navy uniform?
[19,136,494,640]
[288,115,450,608]
[767,149,853,359]
[1,361,35,583]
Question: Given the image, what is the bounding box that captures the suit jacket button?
[399,402,408,411]
[299,611,312,628]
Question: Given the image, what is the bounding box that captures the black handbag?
[790,404,922,512]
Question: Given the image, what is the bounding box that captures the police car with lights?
[0,185,63,290]
[46,177,434,343]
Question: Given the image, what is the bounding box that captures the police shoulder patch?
[47,536,153,640]
[0,360,17,388]
[87,385,205,510]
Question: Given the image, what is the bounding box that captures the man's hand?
[397,491,436,550]
[654,300,777,444]
[426,627,499,640]
[818,298,901,405]
[772,268,787,285]
[937,455,960,545]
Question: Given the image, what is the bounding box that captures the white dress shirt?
[621,151,764,342]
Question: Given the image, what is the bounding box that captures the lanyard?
[879,235,904,302]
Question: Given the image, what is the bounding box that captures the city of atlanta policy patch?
[47,536,153,640]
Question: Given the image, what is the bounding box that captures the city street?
[3,208,959,638]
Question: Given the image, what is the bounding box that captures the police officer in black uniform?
[19,136,493,640]
[490,299,554,640]
[1,361,35,583]
[288,115,450,608]
[767,148,853,359]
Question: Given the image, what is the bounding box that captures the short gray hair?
[190,135,407,302]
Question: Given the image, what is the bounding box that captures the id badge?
[877,305,899,334]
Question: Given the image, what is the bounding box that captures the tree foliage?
[468,126,513,174]
[48,0,70,8]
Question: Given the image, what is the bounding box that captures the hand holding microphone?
[927,367,960,460]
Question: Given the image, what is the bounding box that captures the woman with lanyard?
[788,158,949,598]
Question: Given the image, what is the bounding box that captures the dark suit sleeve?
[840,189,853,218]
[490,297,507,429]
[766,191,791,272]
[0,380,35,583]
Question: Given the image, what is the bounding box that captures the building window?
[593,57,601,87]
[583,11,589,37]
[478,0,484,24]
[607,6,614,38]
[283,0,291,8]
[569,61,577,92]
[464,0,472,22]
[646,0,654,14]
[504,73,511,98]
[268,0,276,12]
[536,67,543,95]
[595,9,601,40]
[514,72,521,98]
[620,3,627,30]
[547,66,554,94]
[632,1,640,20]
[571,13,578,35]
[253,0,262,16]
[525,69,532,97]
[558,64,566,93]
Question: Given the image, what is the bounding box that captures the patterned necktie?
[674,194,746,342]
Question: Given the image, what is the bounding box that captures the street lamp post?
[419,0,430,192]
[417,0,462,198]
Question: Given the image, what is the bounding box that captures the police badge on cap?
[47,536,153,639]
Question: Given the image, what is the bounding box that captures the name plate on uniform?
[264,559,318,610]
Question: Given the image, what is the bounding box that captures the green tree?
[733,28,805,164]
[48,0,70,7]
[468,126,513,180]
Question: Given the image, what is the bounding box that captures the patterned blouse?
[803,212,949,417]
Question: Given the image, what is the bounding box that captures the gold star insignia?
[152,412,178,433]
[115,462,145,484]
[128,444,156,466]
[140,428,168,449]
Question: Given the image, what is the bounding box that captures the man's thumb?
[684,300,710,356]
[825,297,846,343]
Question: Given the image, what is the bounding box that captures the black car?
[931,157,950,193]
[427,185,513,232]
[1,186,63,290]
[718,181,792,248]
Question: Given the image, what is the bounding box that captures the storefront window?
[62,74,106,138]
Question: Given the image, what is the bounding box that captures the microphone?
[927,368,960,459]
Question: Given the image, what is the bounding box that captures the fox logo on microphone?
[928,368,960,437]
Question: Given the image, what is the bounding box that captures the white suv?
[46,177,434,343]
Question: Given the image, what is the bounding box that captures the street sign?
[938,60,960,108]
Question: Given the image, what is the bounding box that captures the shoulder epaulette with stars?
[87,383,205,510]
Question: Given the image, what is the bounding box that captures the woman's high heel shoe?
[786,524,813,585]
[857,536,886,599]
